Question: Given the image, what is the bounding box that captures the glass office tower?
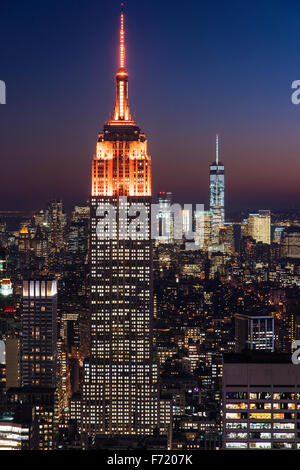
[209,135,225,245]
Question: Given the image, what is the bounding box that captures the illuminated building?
[31,225,48,259]
[68,220,88,253]
[195,210,211,251]
[182,209,192,238]
[48,200,66,250]
[0,420,30,450]
[33,209,48,228]
[57,338,71,418]
[81,7,168,437]
[280,227,300,259]
[6,387,57,450]
[209,135,225,245]
[157,192,173,243]
[71,205,90,222]
[219,223,234,254]
[0,279,13,296]
[21,279,57,387]
[247,210,271,245]
[273,226,285,244]
[223,353,300,450]
[70,392,81,427]
[18,225,30,252]
[235,313,274,353]
[156,342,178,366]
[0,247,7,276]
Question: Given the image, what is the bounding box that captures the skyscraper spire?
[120,2,125,69]
[112,2,132,122]
[216,133,219,165]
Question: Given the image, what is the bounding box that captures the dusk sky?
[1,0,300,213]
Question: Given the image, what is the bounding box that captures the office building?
[209,135,225,245]
[223,352,300,450]
[21,279,58,387]
[0,419,30,450]
[280,227,300,259]
[235,313,274,353]
[247,210,271,245]
[6,387,57,450]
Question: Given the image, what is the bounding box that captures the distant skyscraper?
[21,279,57,387]
[81,8,167,437]
[48,200,65,250]
[157,192,173,243]
[6,386,57,450]
[182,208,192,239]
[0,420,30,450]
[219,223,234,254]
[273,226,285,244]
[209,135,225,245]
[280,227,300,259]
[18,225,30,252]
[195,210,211,250]
[247,210,271,245]
[31,225,48,260]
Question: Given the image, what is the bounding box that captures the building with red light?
[81,7,170,438]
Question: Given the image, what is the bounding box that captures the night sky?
[1,0,300,214]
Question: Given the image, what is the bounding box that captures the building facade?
[21,279,57,388]
[223,353,300,450]
[247,210,271,245]
[280,227,300,259]
[235,314,274,353]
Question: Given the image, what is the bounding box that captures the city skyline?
[1,0,300,212]
[2,1,300,454]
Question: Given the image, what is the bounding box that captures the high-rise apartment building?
[81,8,167,437]
[247,210,271,245]
[209,135,225,245]
[223,352,300,450]
[21,279,57,387]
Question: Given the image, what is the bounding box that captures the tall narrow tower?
[81,6,160,437]
[209,134,225,245]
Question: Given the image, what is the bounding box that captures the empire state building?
[81,7,168,438]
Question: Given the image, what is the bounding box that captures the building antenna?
[120,2,125,69]
[216,134,219,165]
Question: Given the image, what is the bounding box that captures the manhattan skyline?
[1,0,300,212]
[2,1,300,454]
